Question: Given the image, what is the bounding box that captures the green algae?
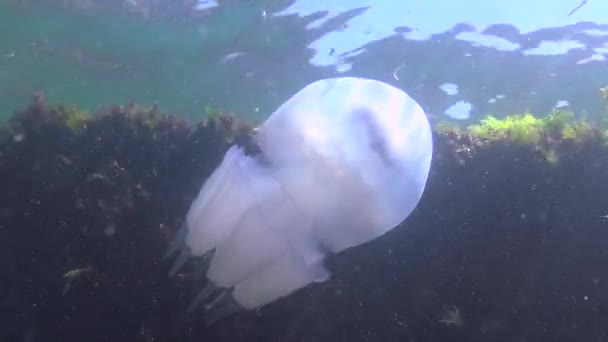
[466,110,585,144]
[204,105,222,121]
[60,105,89,132]
[458,88,608,146]
[435,108,606,167]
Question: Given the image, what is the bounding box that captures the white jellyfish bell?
[166,77,433,325]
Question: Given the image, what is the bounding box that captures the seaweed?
[435,108,604,166]
[466,109,593,144]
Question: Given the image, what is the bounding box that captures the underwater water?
[2,1,608,341]
[2,0,608,121]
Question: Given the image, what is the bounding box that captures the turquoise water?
[0,1,303,120]
[1,1,607,122]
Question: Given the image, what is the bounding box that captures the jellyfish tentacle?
[203,292,242,326]
[168,247,191,277]
[164,222,187,260]
[192,250,214,282]
[187,281,223,314]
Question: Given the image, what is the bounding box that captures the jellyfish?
[166,77,433,324]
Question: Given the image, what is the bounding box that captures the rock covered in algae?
[1,93,608,342]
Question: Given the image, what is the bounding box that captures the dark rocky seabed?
[1,96,607,342]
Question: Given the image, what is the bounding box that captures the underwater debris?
[62,265,99,295]
[86,172,115,185]
[568,0,589,16]
[438,305,464,328]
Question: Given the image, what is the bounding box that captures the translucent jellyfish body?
[167,77,433,324]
